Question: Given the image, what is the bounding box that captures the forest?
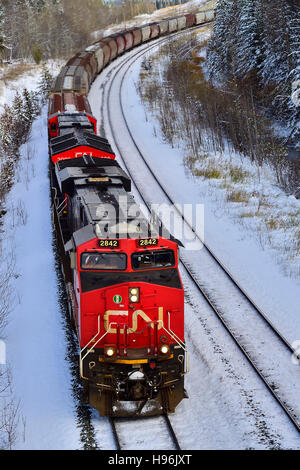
[207,0,300,139]
[0,0,155,61]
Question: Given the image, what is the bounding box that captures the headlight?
[104,346,116,357]
[129,287,140,303]
[160,344,170,355]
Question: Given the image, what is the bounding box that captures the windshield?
[81,252,127,271]
[131,250,175,271]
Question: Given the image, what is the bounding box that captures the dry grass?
[295,232,300,254]
[263,216,286,231]
[193,166,223,179]
[0,63,38,84]
[226,190,249,203]
[286,211,300,228]
[229,166,250,183]
[239,211,255,218]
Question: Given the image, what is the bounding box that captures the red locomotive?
[46,8,216,416]
[51,152,188,416]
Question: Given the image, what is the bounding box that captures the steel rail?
[109,414,181,450]
[109,417,122,450]
[104,28,300,435]
[118,49,297,359]
[163,414,181,450]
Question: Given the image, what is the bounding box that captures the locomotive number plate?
[99,239,120,248]
[138,238,159,247]
[89,177,110,182]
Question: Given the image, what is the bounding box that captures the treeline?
[0,0,155,61]
[207,0,300,138]
[0,67,52,200]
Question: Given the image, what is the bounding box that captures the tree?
[0,3,5,55]
[234,0,261,78]
[207,0,300,124]
[206,0,237,79]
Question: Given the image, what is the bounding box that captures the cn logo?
[104,308,164,334]
[0,340,6,365]
[75,152,93,158]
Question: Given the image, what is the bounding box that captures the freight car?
[49,8,215,416]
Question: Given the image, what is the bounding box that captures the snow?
[88,35,300,448]
[0,3,299,448]
[0,110,80,449]
[0,61,62,115]
[118,31,300,350]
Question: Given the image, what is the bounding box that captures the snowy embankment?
[0,61,62,114]
[0,110,80,450]
[120,31,300,351]
[88,34,300,449]
[0,65,80,449]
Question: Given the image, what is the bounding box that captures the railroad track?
[52,26,215,452]
[91,28,211,451]
[99,26,300,438]
[109,414,181,450]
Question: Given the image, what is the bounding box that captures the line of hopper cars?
[50,10,215,99]
[49,9,215,417]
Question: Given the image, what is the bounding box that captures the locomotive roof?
[56,156,159,245]
[57,156,183,249]
[50,125,114,157]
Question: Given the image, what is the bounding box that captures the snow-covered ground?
[0,110,81,449]
[0,60,80,449]
[0,61,62,115]
[117,29,300,351]
[0,1,299,448]
[88,33,300,448]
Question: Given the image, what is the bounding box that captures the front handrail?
[79,311,190,378]
[159,316,190,375]
[80,317,118,379]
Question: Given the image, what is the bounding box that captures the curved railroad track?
[85,27,214,451]
[98,25,300,438]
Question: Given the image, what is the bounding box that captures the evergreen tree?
[11,92,25,145]
[207,0,300,126]
[38,65,53,104]
[235,0,261,78]
[0,3,5,55]
[22,88,39,129]
[207,0,236,79]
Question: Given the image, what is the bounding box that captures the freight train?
[49,9,215,416]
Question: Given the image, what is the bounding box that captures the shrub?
[32,44,43,65]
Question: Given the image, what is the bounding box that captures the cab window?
[81,252,127,271]
[131,250,175,270]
